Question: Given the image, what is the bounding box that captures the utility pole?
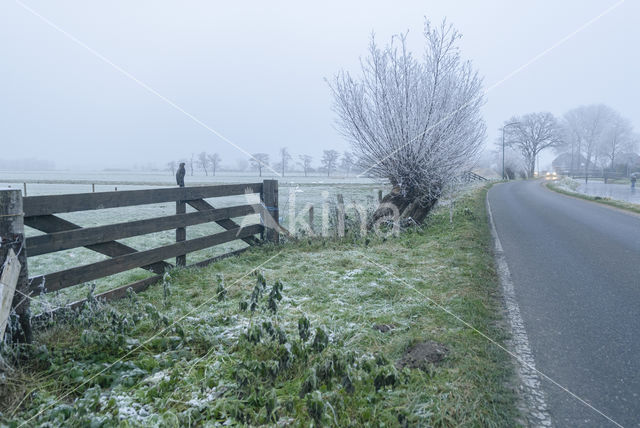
[502,122,520,180]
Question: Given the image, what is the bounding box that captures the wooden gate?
[0,180,279,341]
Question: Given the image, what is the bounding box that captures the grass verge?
[1,185,519,427]
[546,181,640,215]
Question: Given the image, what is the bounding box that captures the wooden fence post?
[176,193,186,267]
[261,180,279,243]
[308,205,314,234]
[0,249,21,341]
[0,189,31,343]
[336,194,345,237]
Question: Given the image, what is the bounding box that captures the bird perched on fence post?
[176,162,186,187]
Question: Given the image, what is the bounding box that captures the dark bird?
[176,162,186,187]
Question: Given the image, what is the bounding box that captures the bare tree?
[488,145,526,179]
[341,151,355,176]
[321,150,339,177]
[250,153,270,177]
[299,154,313,177]
[198,151,209,176]
[503,113,562,177]
[167,160,177,176]
[207,153,222,176]
[329,19,485,223]
[279,147,292,176]
[189,153,195,176]
[502,147,528,179]
[563,105,610,182]
[600,110,636,169]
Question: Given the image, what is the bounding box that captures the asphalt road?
[488,180,640,427]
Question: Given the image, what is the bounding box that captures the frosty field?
[1,171,390,312]
[1,184,519,426]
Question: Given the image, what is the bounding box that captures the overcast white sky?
[1,0,637,170]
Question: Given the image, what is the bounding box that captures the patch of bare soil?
[396,341,448,370]
[373,323,396,333]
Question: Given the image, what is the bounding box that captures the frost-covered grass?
[1,185,519,427]
[552,176,580,192]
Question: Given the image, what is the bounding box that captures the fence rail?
[461,171,488,182]
[0,180,279,342]
[22,182,264,216]
[26,204,260,257]
[554,169,628,180]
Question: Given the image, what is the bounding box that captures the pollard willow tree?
[329,20,485,225]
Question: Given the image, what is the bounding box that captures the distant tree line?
[498,104,640,181]
[166,149,362,177]
[0,158,55,171]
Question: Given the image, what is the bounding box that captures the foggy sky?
[1,0,637,170]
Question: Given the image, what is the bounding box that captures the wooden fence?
[555,169,628,182]
[0,180,279,341]
[461,171,488,182]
